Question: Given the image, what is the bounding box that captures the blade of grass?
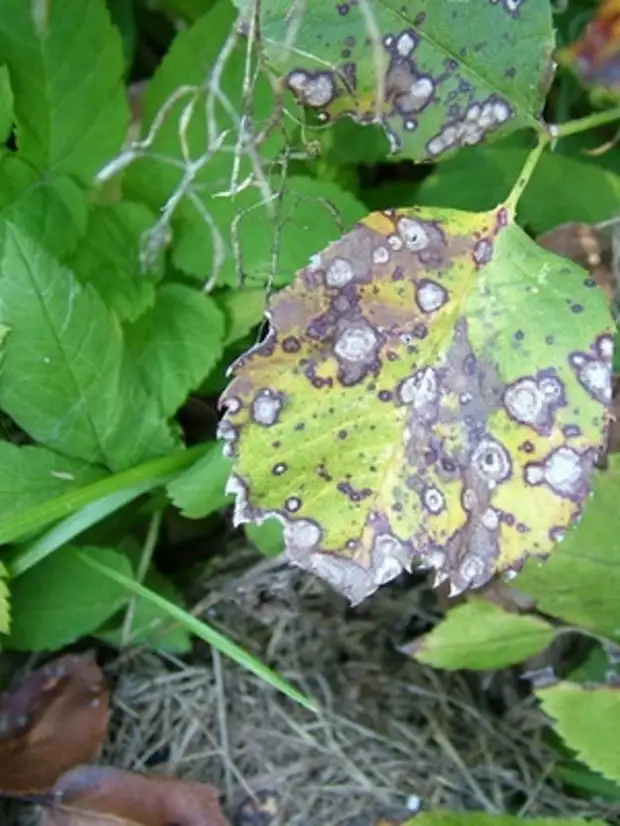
[76,549,319,713]
[7,481,160,577]
[0,444,206,547]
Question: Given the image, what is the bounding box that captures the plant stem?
[548,104,620,139]
[120,509,163,647]
[505,133,550,213]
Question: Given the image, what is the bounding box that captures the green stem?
[0,444,207,548]
[505,134,550,213]
[548,104,620,140]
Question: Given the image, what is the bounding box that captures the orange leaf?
[0,652,109,794]
[41,765,230,826]
[562,0,620,91]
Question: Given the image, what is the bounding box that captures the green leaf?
[219,202,614,605]
[172,175,368,288]
[0,154,89,258]
[106,0,136,70]
[0,225,174,471]
[514,456,620,642]
[69,202,159,323]
[555,763,620,802]
[167,442,232,519]
[538,681,620,786]
[149,0,217,23]
[0,444,205,550]
[126,283,225,417]
[400,813,606,826]
[0,442,106,518]
[245,519,284,557]
[569,645,620,685]
[0,0,128,179]
[122,1,291,288]
[236,0,554,162]
[4,546,132,650]
[406,597,555,670]
[412,145,620,233]
[0,65,13,143]
[216,287,268,347]
[99,567,191,653]
[0,562,9,635]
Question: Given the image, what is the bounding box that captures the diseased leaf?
[538,681,620,786]
[126,284,225,417]
[0,225,175,471]
[69,203,160,323]
[167,443,233,519]
[0,442,106,518]
[0,154,89,259]
[0,653,109,794]
[537,223,613,304]
[5,547,132,651]
[404,597,555,670]
[219,204,614,604]
[0,0,128,179]
[0,562,8,635]
[514,456,620,641]
[124,5,364,289]
[42,765,230,826]
[236,0,554,161]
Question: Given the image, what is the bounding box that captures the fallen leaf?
[537,222,613,301]
[0,652,109,794]
[42,765,230,826]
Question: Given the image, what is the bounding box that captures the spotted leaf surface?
[234,0,554,160]
[219,204,614,605]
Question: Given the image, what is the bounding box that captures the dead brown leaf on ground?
[41,765,229,826]
[0,653,109,795]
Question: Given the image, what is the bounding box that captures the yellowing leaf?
[514,455,620,641]
[538,681,620,786]
[405,597,555,670]
[219,204,614,604]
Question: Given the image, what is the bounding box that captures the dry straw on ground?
[101,563,620,825]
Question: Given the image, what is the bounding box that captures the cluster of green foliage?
[0,0,620,821]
